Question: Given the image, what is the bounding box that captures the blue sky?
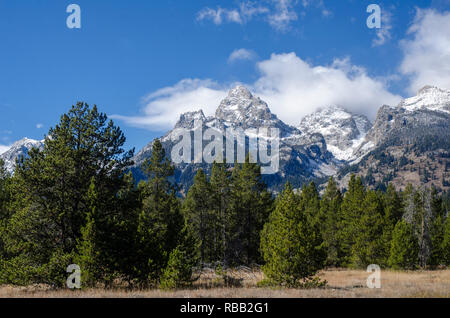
[0,0,449,153]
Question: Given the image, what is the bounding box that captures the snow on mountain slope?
[298,105,372,161]
[353,85,450,162]
[134,86,339,191]
[0,138,44,172]
[399,86,450,114]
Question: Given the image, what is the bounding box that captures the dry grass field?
[0,268,449,298]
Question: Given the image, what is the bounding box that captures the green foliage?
[182,169,214,264]
[160,224,200,290]
[0,102,135,286]
[351,190,387,267]
[0,103,448,290]
[260,183,325,287]
[388,220,419,269]
[135,139,184,285]
[228,156,273,265]
[319,177,344,267]
[339,175,366,265]
[74,179,101,288]
[443,217,450,265]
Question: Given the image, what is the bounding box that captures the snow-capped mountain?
[134,86,340,191]
[298,105,372,161]
[355,86,450,160]
[399,85,450,114]
[3,85,448,192]
[339,85,450,191]
[0,138,44,173]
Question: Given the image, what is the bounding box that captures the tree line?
[0,103,449,289]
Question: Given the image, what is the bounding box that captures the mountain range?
[1,85,449,192]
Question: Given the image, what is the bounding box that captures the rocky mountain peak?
[0,138,44,172]
[298,105,371,161]
[174,110,206,129]
[215,86,273,127]
[399,85,450,114]
[228,85,253,99]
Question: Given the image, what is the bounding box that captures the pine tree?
[442,216,450,265]
[0,159,10,266]
[74,178,101,288]
[388,220,419,269]
[135,139,184,285]
[300,181,321,227]
[351,190,386,267]
[2,103,134,286]
[339,175,366,265]
[384,184,404,227]
[229,156,273,265]
[260,183,324,287]
[381,184,404,265]
[182,169,213,264]
[160,223,200,289]
[319,177,343,267]
[209,161,232,266]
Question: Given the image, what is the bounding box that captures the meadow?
[0,268,448,298]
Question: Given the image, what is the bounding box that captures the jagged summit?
[215,85,274,128]
[174,110,206,129]
[298,105,372,161]
[227,85,253,99]
[399,85,450,114]
[0,138,44,172]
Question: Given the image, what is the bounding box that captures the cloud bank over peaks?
[113,53,401,131]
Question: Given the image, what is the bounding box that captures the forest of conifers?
[0,103,449,289]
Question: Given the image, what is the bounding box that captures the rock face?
[134,86,340,191]
[355,86,450,160]
[338,86,450,191]
[298,105,372,161]
[0,138,44,173]
[3,85,449,192]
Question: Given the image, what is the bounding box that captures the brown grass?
[0,268,449,298]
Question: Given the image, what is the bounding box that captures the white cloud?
[196,7,243,25]
[0,144,10,155]
[400,9,450,94]
[372,7,393,46]
[36,123,44,129]
[267,0,298,31]
[197,0,302,31]
[114,53,401,130]
[111,79,229,131]
[252,53,401,122]
[228,48,256,63]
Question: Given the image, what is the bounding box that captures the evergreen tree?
[2,103,134,285]
[74,178,101,288]
[135,139,184,285]
[229,156,273,265]
[182,169,214,264]
[442,216,450,265]
[160,223,200,289]
[300,181,321,227]
[388,220,419,269]
[351,190,386,267]
[260,183,324,287]
[319,177,343,267]
[339,175,366,265]
[0,159,9,259]
[381,184,404,266]
[209,161,232,265]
